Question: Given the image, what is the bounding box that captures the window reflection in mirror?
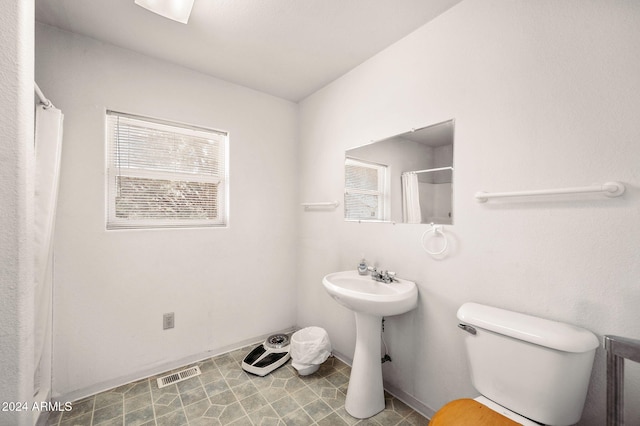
[344,119,454,224]
[344,158,389,221]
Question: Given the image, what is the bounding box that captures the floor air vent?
[156,366,201,388]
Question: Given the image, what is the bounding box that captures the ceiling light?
[134,0,195,24]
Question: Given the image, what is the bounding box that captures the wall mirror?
[344,119,454,224]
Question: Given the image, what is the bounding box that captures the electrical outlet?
[163,312,174,330]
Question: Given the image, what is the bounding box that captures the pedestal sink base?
[322,271,418,419]
[345,312,385,418]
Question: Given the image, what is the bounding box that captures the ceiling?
[35,0,463,102]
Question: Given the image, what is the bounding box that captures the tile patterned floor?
[46,344,428,426]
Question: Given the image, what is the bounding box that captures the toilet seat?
[429,398,537,425]
[473,396,541,425]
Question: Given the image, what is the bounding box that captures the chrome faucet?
[367,266,398,283]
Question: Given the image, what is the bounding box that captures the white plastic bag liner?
[291,327,332,368]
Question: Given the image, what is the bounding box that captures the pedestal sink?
[322,270,418,418]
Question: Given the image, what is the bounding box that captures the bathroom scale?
[241,333,291,376]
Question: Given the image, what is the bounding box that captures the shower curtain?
[402,172,422,224]
[34,104,64,397]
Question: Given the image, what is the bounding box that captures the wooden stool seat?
[429,398,521,425]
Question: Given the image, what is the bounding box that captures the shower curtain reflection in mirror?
[402,172,422,224]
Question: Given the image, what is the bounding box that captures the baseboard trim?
[54,326,297,404]
[384,383,435,420]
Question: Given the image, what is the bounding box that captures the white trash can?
[290,327,332,376]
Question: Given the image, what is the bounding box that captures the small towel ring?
[421,223,448,255]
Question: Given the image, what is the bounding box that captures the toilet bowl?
[429,303,599,426]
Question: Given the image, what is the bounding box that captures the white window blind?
[106,111,228,229]
[344,158,388,221]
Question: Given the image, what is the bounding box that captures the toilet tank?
[457,303,599,426]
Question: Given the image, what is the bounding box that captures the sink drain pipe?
[381,317,392,363]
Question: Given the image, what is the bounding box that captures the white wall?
[297,1,640,424]
[0,0,35,424]
[35,24,299,399]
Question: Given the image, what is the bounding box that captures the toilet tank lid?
[457,303,599,353]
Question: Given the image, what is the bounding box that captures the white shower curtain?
[402,172,422,224]
[34,104,64,396]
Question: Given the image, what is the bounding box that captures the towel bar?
[301,201,340,210]
[475,182,625,203]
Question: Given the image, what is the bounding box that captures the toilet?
[430,303,599,426]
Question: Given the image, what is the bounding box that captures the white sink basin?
[322,270,418,419]
[322,270,418,316]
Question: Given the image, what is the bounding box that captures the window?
[344,158,388,221]
[106,111,228,229]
